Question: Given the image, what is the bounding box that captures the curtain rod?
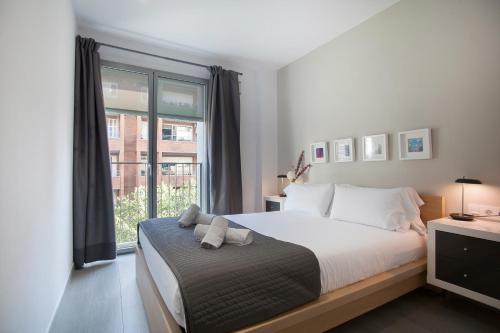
[98,42,243,76]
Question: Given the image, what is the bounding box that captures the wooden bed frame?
[136,195,445,333]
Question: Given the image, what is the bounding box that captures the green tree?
[114,183,198,244]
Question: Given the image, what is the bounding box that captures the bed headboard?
[419,194,446,224]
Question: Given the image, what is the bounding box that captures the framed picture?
[333,138,355,162]
[311,142,329,163]
[362,134,388,161]
[398,128,432,160]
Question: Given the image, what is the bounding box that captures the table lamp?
[450,177,482,221]
[277,174,289,197]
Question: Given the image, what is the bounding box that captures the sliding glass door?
[154,74,206,218]
[101,61,207,250]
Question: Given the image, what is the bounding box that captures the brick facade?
[108,114,198,196]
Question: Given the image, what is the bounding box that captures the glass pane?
[156,117,201,217]
[113,163,148,246]
[140,117,148,140]
[157,78,204,120]
[107,116,120,138]
[102,66,150,249]
[101,67,149,113]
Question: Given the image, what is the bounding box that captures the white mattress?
[139,211,426,328]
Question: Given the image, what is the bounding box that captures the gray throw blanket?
[138,217,321,333]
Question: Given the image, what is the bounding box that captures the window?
[175,126,193,141]
[161,163,171,175]
[162,122,193,141]
[101,61,207,247]
[101,67,148,112]
[107,116,120,139]
[140,86,148,104]
[110,152,120,176]
[161,155,193,175]
[103,82,118,98]
[140,117,148,140]
[157,77,204,120]
[162,123,174,140]
[140,152,148,176]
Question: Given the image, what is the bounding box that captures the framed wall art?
[398,128,432,160]
[362,134,388,161]
[333,138,355,162]
[311,142,329,163]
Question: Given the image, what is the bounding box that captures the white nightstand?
[263,195,286,212]
[427,218,500,309]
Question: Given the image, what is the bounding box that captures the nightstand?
[263,195,286,212]
[427,218,500,309]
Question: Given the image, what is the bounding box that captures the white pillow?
[330,185,422,232]
[401,187,427,235]
[283,183,334,217]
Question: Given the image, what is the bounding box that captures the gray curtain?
[207,66,242,214]
[73,36,116,269]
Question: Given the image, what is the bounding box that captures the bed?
[136,194,445,333]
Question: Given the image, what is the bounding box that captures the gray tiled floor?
[50,254,149,333]
[330,288,500,333]
[51,254,499,333]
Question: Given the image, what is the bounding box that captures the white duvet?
[139,211,426,328]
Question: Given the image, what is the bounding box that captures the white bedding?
[139,211,426,328]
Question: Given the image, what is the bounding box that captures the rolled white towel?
[195,213,215,225]
[178,204,200,228]
[194,224,254,246]
[200,216,229,249]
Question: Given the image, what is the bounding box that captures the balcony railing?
[111,162,202,249]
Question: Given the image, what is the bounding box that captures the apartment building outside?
[107,113,199,198]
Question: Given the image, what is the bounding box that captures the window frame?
[162,123,174,141]
[107,115,120,139]
[101,60,208,220]
[161,123,194,142]
[174,124,193,141]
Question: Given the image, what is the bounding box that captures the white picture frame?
[362,134,388,161]
[398,128,432,160]
[310,142,329,163]
[333,138,355,162]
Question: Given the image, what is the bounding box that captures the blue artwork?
[408,138,423,153]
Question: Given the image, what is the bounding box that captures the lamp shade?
[277,174,289,197]
[455,177,482,184]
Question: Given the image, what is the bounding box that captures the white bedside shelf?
[263,195,286,212]
[427,218,500,309]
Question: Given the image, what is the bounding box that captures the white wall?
[0,1,75,332]
[78,24,278,212]
[277,0,500,215]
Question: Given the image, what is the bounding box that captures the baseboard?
[46,261,74,333]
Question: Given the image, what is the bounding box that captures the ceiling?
[73,0,399,68]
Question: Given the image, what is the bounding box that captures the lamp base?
[450,213,475,221]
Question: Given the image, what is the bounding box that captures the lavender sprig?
[294,151,304,177]
[293,163,312,182]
